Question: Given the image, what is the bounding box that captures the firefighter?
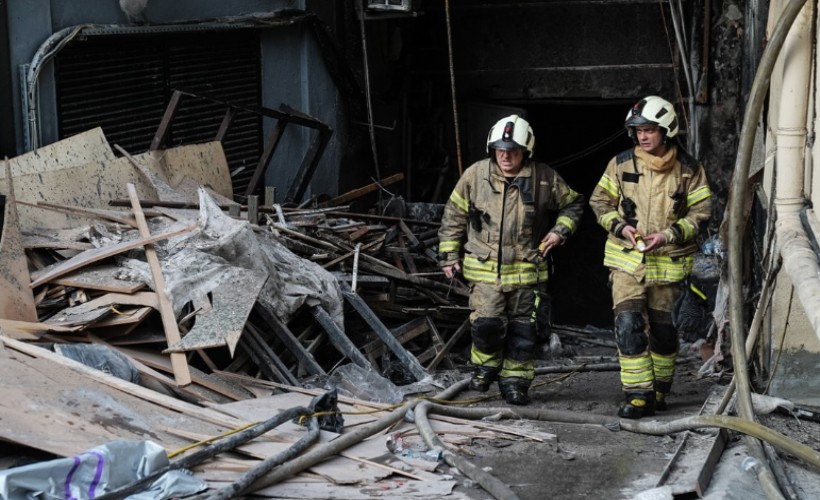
[589,96,712,418]
[438,115,584,405]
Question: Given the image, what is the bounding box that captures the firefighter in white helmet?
[438,115,584,405]
[589,96,712,418]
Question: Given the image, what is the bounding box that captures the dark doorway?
[527,101,635,328]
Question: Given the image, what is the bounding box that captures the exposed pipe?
[727,0,810,497]
[417,404,820,470]
[416,401,519,500]
[248,378,471,492]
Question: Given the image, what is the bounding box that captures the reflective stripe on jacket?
[589,145,712,285]
[438,158,583,286]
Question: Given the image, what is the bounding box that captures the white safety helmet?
[486,114,535,159]
[624,96,679,139]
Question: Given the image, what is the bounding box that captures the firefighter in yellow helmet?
[438,115,584,404]
[589,96,712,418]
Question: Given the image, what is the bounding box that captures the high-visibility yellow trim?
[620,352,654,386]
[599,210,619,228]
[463,255,548,285]
[604,240,693,283]
[652,352,676,381]
[471,346,502,368]
[687,185,712,207]
[560,189,582,208]
[597,174,620,198]
[675,218,696,240]
[556,215,577,233]
[449,191,469,212]
[439,240,461,253]
[604,240,643,273]
[500,361,535,380]
[689,283,707,300]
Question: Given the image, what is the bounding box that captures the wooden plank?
[0,159,37,321]
[309,305,374,371]
[245,120,288,197]
[318,173,404,208]
[127,183,191,386]
[30,223,195,288]
[242,323,300,386]
[253,303,325,376]
[361,316,430,359]
[426,318,470,371]
[339,281,427,381]
[0,338,243,438]
[426,316,456,369]
[52,264,146,294]
[150,90,183,151]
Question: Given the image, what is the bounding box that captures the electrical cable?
[727,0,810,498]
[444,0,464,176]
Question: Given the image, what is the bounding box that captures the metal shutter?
[55,30,262,197]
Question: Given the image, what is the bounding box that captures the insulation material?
[121,188,344,354]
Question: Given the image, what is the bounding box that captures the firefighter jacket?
[589,144,712,285]
[438,158,583,288]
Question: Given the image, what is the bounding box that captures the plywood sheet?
[158,142,233,199]
[0,338,230,458]
[0,160,37,321]
[5,128,114,178]
[52,264,146,293]
[0,157,156,231]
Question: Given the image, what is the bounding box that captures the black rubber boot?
[469,367,499,392]
[618,392,655,419]
[499,378,530,405]
[655,381,672,411]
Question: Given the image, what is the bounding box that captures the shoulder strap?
[532,162,553,247]
[616,148,633,165]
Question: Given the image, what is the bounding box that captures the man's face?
[634,125,667,156]
[494,148,524,175]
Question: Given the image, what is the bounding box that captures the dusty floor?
[429,342,820,500]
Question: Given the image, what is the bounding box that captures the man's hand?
[621,225,639,245]
[443,262,462,279]
[642,232,666,252]
[539,232,562,257]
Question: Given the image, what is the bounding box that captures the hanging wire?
[549,128,625,168]
[357,0,382,189]
[444,0,464,176]
[658,0,698,155]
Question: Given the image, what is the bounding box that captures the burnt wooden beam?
[244,120,288,198]
[242,323,300,386]
[284,127,333,204]
[361,316,429,360]
[309,305,374,371]
[426,318,470,371]
[150,90,183,151]
[339,281,427,381]
[214,106,238,143]
[253,304,325,377]
[318,173,405,208]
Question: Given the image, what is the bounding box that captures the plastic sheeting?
[119,188,345,352]
[0,440,206,500]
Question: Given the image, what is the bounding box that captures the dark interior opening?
[521,101,636,328]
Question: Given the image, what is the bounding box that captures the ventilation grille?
[55,30,262,198]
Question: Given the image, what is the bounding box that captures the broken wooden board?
[0,160,37,321]
[655,386,730,496]
[52,264,146,294]
[6,128,115,177]
[44,291,158,328]
[0,337,236,459]
[0,155,157,231]
[29,223,195,288]
[157,142,233,199]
